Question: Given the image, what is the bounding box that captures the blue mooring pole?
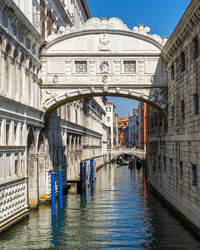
[58,166,63,209]
[84,161,87,191]
[90,158,94,190]
[51,170,56,216]
[80,161,83,192]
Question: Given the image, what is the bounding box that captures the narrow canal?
[0,163,199,249]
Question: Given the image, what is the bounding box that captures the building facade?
[147,0,200,236]
[105,101,116,150]
[0,0,107,232]
[138,102,147,150]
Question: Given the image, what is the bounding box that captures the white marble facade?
[0,0,107,232]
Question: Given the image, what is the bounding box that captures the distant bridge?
[108,148,146,161]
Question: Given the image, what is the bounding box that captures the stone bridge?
[108,148,146,161]
[40,17,168,122]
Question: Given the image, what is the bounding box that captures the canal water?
[0,163,199,249]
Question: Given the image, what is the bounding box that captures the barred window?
[191,164,197,186]
[75,61,87,74]
[180,52,185,72]
[124,61,136,74]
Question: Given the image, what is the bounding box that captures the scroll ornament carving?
[44,90,59,105]
[151,88,168,110]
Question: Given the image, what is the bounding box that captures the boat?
[116,157,129,165]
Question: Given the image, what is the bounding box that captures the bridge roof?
[42,17,167,55]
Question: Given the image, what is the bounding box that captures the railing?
[0,177,28,224]
[108,148,146,159]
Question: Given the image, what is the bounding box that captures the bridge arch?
[43,90,168,123]
[40,17,168,123]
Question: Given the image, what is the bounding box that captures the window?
[191,164,197,186]
[178,161,183,180]
[171,64,174,80]
[171,106,174,120]
[193,94,198,115]
[153,153,155,171]
[15,160,19,177]
[75,61,87,74]
[26,38,31,50]
[124,61,136,74]
[107,116,110,122]
[193,36,199,60]
[32,44,36,55]
[106,107,111,112]
[6,123,10,145]
[181,101,185,120]
[169,158,173,176]
[180,52,185,72]
[158,155,161,169]
[164,157,166,172]
[151,117,154,129]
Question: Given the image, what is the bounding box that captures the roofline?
[44,29,163,53]
[162,0,200,59]
[80,0,91,19]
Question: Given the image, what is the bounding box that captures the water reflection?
[0,164,199,249]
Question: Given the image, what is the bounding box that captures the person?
[136,158,142,168]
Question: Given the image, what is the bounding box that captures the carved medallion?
[100,61,109,74]
[99,34,110,51]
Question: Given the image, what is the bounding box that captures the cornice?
[0,25,41,67]
[50,0,72,26]
[44,29,163,52]
[80,0,91,19]
[162,0,200,61]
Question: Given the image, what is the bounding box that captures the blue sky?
[86,0,191,116]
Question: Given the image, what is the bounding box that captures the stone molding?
[42,86,168,121]
[0,0,43,44]
[45,17,166,51]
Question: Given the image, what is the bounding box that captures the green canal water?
[0,163,199,249]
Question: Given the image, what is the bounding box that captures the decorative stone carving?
[0,180,26,222]
[150,88,168,110]
[100,61,109,83]
[53,75,58,83]
[99,34,110,51]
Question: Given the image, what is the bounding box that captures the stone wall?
[147,0,200,234]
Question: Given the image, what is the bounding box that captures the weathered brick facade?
[147,0,200,236]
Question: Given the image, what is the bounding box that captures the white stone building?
[0,0,107,232]
[105,101,116,150]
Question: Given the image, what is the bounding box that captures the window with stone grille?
[124,61,136,74]
[181,100,185,119]
[178,161,183,180]
[75,61,87,74]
